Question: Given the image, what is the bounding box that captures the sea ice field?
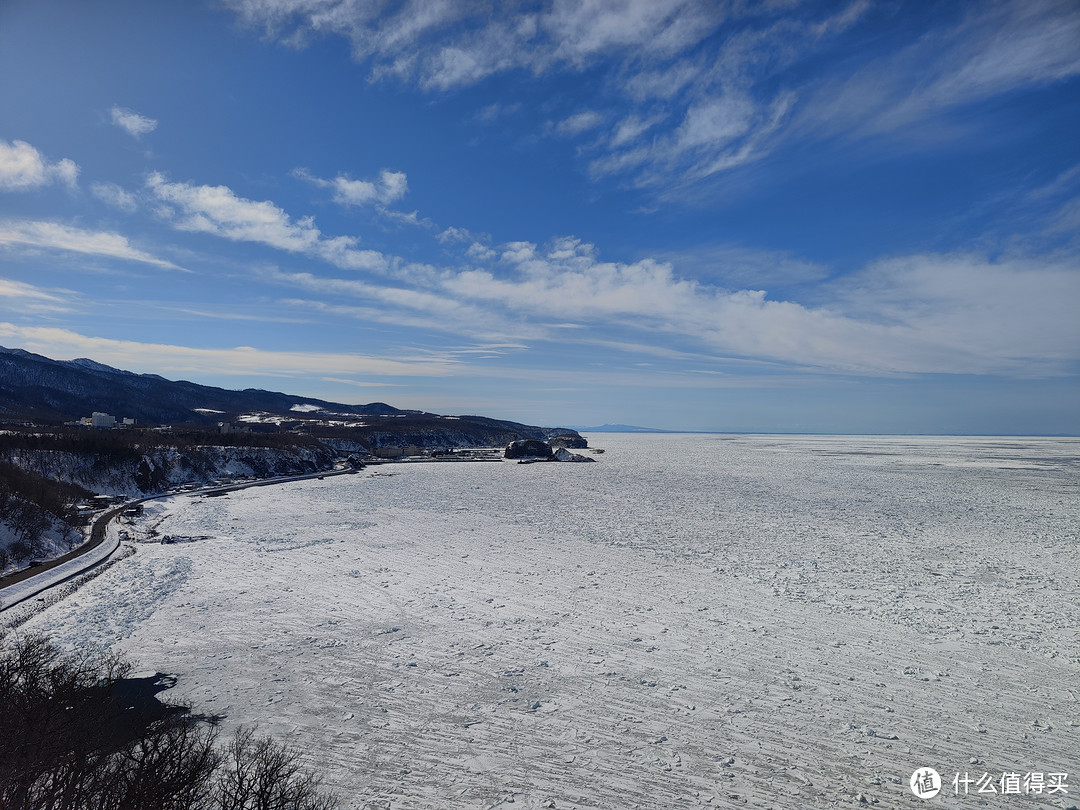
[11,434,1080,809]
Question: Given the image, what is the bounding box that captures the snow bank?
[0,521,120,611]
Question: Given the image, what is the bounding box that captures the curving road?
[0,467,361,611]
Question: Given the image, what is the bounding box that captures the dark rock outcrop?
[504,439,554,459]
[549,434,588,450]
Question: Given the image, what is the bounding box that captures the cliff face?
[1,445,339,497]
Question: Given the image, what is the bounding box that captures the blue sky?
[1,0,1078,433]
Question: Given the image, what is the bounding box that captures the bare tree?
[214,727,336,810]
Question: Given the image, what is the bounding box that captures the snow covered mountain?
[0,345,580,457]
[0,346,403,425]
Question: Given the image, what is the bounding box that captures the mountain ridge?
[0,345,578,446]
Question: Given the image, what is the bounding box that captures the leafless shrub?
[0,634,337,810]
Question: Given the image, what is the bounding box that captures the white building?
[91,412,116,428]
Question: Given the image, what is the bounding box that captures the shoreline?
[0,453,511,611]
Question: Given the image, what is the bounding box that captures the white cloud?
[541,0,719,66]
[294,167,408,207]
[110,105,158,137]
[0,219,181,270]
[0,140,78,191]
[147,173,389,272]
[436,226,473,244]
[148,172,319,251]
[91,182,138,212]
[131,165,1080,377]
[466,242,497,262]
[200,202,1080,377]
[832,253,1080,371]
[434,238,1080,376]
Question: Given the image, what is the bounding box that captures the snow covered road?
[0,520,122,611]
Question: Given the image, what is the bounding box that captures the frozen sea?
[14,434,1080,809]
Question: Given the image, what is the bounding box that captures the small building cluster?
[69,411,136,429]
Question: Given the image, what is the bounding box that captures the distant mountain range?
[572,423,679,433]
[0,346,575,445]
[0,346,405,425]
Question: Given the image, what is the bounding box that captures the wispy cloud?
[268,268,536,342]
[0,279,72,313]
[471,101,521,125]
[0,140,78,191]
[91,181,138,212]
[265,225,1080,376]
[321,376,404,388]
[644,244,831,289]
[0,219,182,270]
[159,305,310,324]
[556,110,604,136]
[798,0,1080,139]
[110,105,158,138]
[0,323,463,379]
[228,0,721,86]
[225,0,1078,197]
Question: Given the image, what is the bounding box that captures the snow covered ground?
[12,435,1080,809]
